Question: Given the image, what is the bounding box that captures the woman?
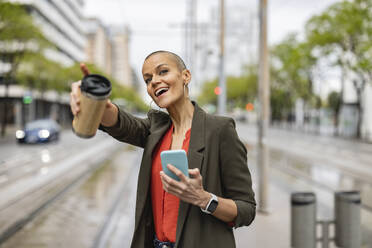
[70,50,256,248]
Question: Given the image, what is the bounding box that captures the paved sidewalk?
[236,124,372,181]
[0,126,17,145]
[233,123,372,248]
[234,182,290,247]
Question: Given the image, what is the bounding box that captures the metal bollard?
[335,191,361,248]
[291,192,316,248]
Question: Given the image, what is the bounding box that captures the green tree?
[306,0,372,138]
[17,54,67,92]
[0,1,52,136]
[271,34,316,101]
[327,91,341,134]
[62,63,149,113]
[227,65,258,109]
[270,88,293,121]
[17,56,148,116]
[0,1,147,134]
[197,78,218,106]
[197,64,258,110]
[270,33,318,121]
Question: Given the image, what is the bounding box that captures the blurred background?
[0,0,372,247]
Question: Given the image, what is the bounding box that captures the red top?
[151,124,191,242]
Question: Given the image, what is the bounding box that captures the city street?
[236,123,372,212]
[1,0,372,247]
[234,123,372,247]
[0,130,126,247]
[0,122,371,247]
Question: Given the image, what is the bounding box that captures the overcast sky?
[83,0,341,96]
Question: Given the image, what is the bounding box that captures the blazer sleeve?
[99,105,151,148]
[219,118,256,228]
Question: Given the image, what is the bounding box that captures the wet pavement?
[235,145,372,247]
[0,145,140,248]
[1,123,371,247]
[0,131,121,240]
[235,124,372,247]
[236,124,372,180]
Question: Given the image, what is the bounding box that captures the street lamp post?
[257,0,270,213]
[218,0,226,115]
[185,0,198,97]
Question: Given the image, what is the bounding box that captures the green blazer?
[100,102,256,248]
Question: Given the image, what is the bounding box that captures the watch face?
[207,199,218,213]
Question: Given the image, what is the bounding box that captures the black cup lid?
[81,74,111,96]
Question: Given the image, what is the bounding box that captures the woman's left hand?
[160,164,211,208]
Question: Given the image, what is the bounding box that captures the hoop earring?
[184,84,190,99]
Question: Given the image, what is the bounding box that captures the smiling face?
[142,52,191,109]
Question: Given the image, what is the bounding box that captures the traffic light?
[214,86,221,95]
[23,95,32,104]
[246,103,254,111]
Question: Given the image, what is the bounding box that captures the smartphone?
[160,149,189,181]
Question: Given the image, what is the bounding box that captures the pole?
[335,191,361,248]
[319,220,332,248]
[291,192,317,248]
[218,0,226,115]
[190,0,197,97]
[184,0,191,65]
[257,0,270,213]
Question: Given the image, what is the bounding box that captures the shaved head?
[144,50,187,72]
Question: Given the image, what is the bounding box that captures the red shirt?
[151,124,191,242]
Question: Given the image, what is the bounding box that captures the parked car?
[16,119,61,144]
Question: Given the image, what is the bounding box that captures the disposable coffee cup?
[72,74,111,138]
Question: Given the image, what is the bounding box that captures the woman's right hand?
[69,63,89,116]
[69,63,118,126]
[70,80,82,116]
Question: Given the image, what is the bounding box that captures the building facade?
[339,72,372,142]
[1,0,87,130]
[85,21,133,88]
[85,18,112,75]
[8,0,87,66]
[188,3,258,97]
[110,26,132,88]
[361,84,372,141]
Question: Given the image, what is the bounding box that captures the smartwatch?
[201,193,219,214]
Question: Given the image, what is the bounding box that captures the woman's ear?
[182,69,191,84]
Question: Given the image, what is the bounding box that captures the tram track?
[0,159,104,245]
[92,151,139,248]
[246,141,372,246]
[0,144,140,248]
[246,142,372,213]
[0,136,91,188]
[274,158,372,213]
[0,137,121,246]
[268,147,372,213]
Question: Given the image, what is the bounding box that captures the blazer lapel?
[134,116,171,231]
[175,103,206,246]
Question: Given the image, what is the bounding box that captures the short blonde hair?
[145,50,187,72]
